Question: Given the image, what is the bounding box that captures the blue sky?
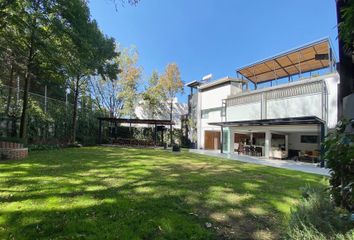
[89,0,338,103]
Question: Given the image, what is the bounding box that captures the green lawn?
[0,147,326,240]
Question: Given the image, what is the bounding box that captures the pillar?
[264,130,271,158]
[229,128,235,153]
[98,119,102,144]
[285,134,289,158]
[220,126,224,153]
[154,123,157,146]
[320,123,326,167]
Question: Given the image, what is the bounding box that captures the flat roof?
[198,76,246,90]
[185,80,201,88]
[209,116,324,127]
[98,117,174,125]
[236,38,336,84]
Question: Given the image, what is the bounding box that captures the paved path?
[189,149,330,176]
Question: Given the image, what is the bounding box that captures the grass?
[0,147,327,240]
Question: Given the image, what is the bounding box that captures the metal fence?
[0,84,103,146]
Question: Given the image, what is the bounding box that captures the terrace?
[209,38,339,163]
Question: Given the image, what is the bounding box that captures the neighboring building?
[186,38,339,161]
[134,97,188,129]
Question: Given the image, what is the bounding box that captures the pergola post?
[98,119,102,144]
[220,126,224,153]
[129,122,132,145]
[154,123,157,146]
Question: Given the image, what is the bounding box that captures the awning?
[97,117,174,125]
[209,116,324,127]
[236,38,336,84]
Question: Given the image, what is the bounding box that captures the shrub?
[324,119,354,211]
[285,186,353,240]
[287,224,354,240]
[28,144,60,151]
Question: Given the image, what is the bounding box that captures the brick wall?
[0,141,28,160]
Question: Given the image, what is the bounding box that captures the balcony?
[224,74,334,124]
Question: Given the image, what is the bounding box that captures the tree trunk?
[71,75,80,144]
[19,38,35,143]
[19,69,31,143]
[170,99,173,145]
[5,63,14,136]
[336,0,354,118]
[19,9,37,144]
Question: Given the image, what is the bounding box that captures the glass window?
[201,111,209,119]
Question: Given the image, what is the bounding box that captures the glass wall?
[222,128,230,153]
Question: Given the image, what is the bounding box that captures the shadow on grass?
[0,147,327,240]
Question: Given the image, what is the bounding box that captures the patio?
[189,149,330,176]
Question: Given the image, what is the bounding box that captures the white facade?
[194,77,243,149]
[225,73,339,129]
[134,97,187,129]
[192,73,339,158]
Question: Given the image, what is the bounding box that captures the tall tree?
[0,0,69,143]
[158,63,184,145]
[141,70,163,119]
[117,47,141,119]
[58,0,119,143]
[337,0,354,117]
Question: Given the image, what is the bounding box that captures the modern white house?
[186,38,339,162]
[134,97,188,129]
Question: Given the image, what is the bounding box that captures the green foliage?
[117,46,141,118]
[141,70,164,118]
[324,119,354,211]
[285,186,354,240]
[28,144,60,151]
[286,225,354,240]
[339,0,354,50]
[158,63,184,102]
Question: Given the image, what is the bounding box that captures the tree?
[141,70,163,119]
[58,0,119,143]
[336,0,354,117]
[324,119,354,211]
[90,73,123,118]
[0,0,137,145]
[338,0,354,50]
[158,63,184,145]
[117,47,141,119]
[0,0,74,143]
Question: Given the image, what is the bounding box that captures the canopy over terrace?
[236,38,337,87]
[97,117,174,145]
[209,116,326,165]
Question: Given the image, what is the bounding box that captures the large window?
[301,135,318,144]
[201,111,209,119]
[201,107,222,120]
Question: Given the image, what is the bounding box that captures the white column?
[285,134,289,159]
[229,128,234,153]
[285,134,289,153]
[264,130,271,158]
[197,92,202,149]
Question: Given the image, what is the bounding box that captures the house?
[186,38,339,161]
[134,97,188,129]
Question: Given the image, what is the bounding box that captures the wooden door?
[204,131,221,150]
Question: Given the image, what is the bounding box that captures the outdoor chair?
[244,146,251,155]
[249,146,256,156]
[255,147,262,156]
